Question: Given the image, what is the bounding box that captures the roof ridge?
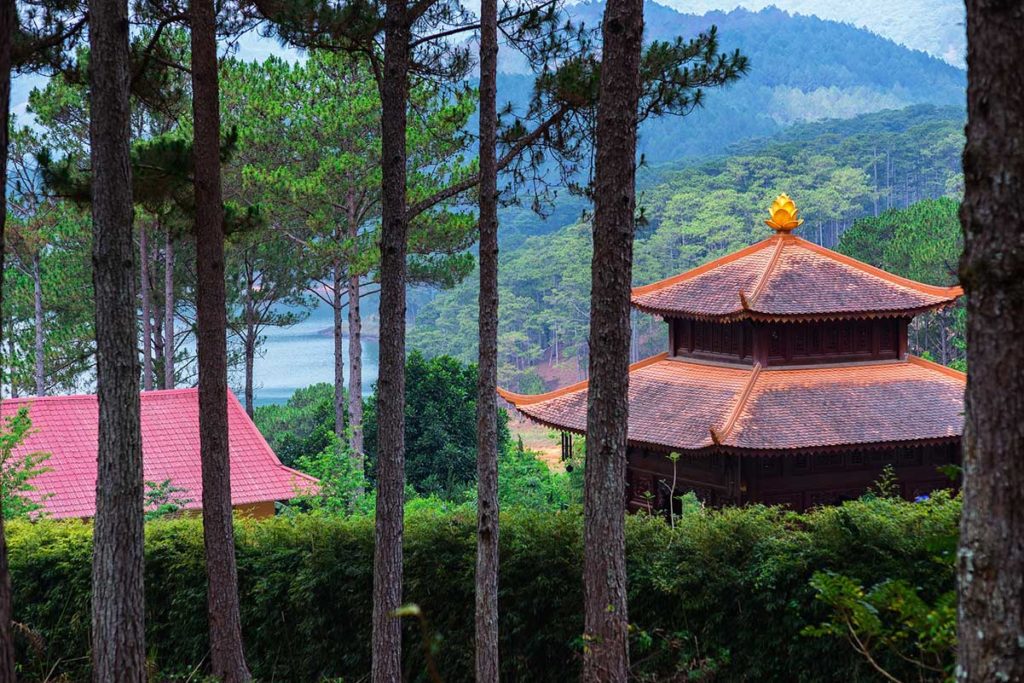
[744,236,787,307]
[631,237,777,299]
[709,362,761,446]
[791,236,964,299]
[907,354,967,382]
[497,352,669,406]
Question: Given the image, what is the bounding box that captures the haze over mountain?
[667,0,965,66]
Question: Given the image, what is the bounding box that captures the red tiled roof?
[1,389,317,519]
[498,354,964,453]
[631,234,963,321]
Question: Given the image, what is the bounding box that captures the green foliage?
[364,351,511,498]
[0,407,50,520]
[144,479,193,521]
[287,433,373,516]
[8,493,960,681]
[254,383,338,469]
[804,573,956,682]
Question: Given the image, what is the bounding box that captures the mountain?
[512,3,965,164]
[662,0,965,67]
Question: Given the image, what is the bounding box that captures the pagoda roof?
[498,354,964,453]
[631,234,963,321]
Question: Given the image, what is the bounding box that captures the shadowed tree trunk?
[372,1,411,678]
[140,223,153,391]
[583,0,643,678]
[0,0,16,677]
[475,0,500,676]
[190,0,251,678]
[32,250,44,396]
[88,0,147,678]
[164,230,175,389]
[957,2,1024,681]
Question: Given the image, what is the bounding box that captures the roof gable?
[2,389,316,519]
[631,234,962,320]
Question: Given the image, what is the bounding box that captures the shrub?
[7,494,958,682]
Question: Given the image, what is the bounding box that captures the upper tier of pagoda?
[631,216,962,323]
[499,194,967,455]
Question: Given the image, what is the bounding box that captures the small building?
[499,195,965,512]
[3,388,316,519]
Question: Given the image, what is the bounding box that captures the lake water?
[252,301,380,407]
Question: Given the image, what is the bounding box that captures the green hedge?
[8,494,958,681]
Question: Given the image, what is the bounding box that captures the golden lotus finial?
[765,193,803,233]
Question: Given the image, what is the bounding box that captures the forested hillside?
[410,105,965,390]
[513,3,966,164]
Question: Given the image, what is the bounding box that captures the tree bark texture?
[583,0,643,679]
[372,3,410,679]
[957,2,1024,682]
[164,231,175,389]
[140,223,153,391]
[190,0,252,679]
[475,0,500,677]
[88,0,147,678]
[0,0,17,677]
[32,251,44,396]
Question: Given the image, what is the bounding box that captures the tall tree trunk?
[190,0,251,679]
[32,250,44,396]
[475,0,500,676]
[164,231,175,389]
[140,222,153,391]
[346,192,365,463]
[0,0,17,676]
[957,3,1024,681]
[333,254,345,440]
[348,272,364,458]
[583,0,643,678]
[372,3,411,678]
[244,292,255,418]
[88,0,147,677]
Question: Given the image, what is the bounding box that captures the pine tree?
[475,0,501,676]
[88,0,147,678]
[190,0,251,677]
[582,0,644,677]
[957,1,1024,680]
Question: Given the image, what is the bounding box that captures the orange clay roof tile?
[631,234,962,320]
[499,355,964,453]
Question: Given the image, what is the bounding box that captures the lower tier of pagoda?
[499,353,964,453]
[499,353,965,511]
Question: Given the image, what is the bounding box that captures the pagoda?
[499,194,965,512]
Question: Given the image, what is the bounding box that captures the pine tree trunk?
[957,3,1024,681]
[348,272,364,458]
[0,0,17,676]
[583,0,643,678]
[190,0,251,678]
[88,0,147,677]
[244,295,255,418]
[32,250,44,396]
[333,254,345,441]
[164,231,175,389]
[140,222,153,391]
[475,0,500,675]
[372,3,410,678]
